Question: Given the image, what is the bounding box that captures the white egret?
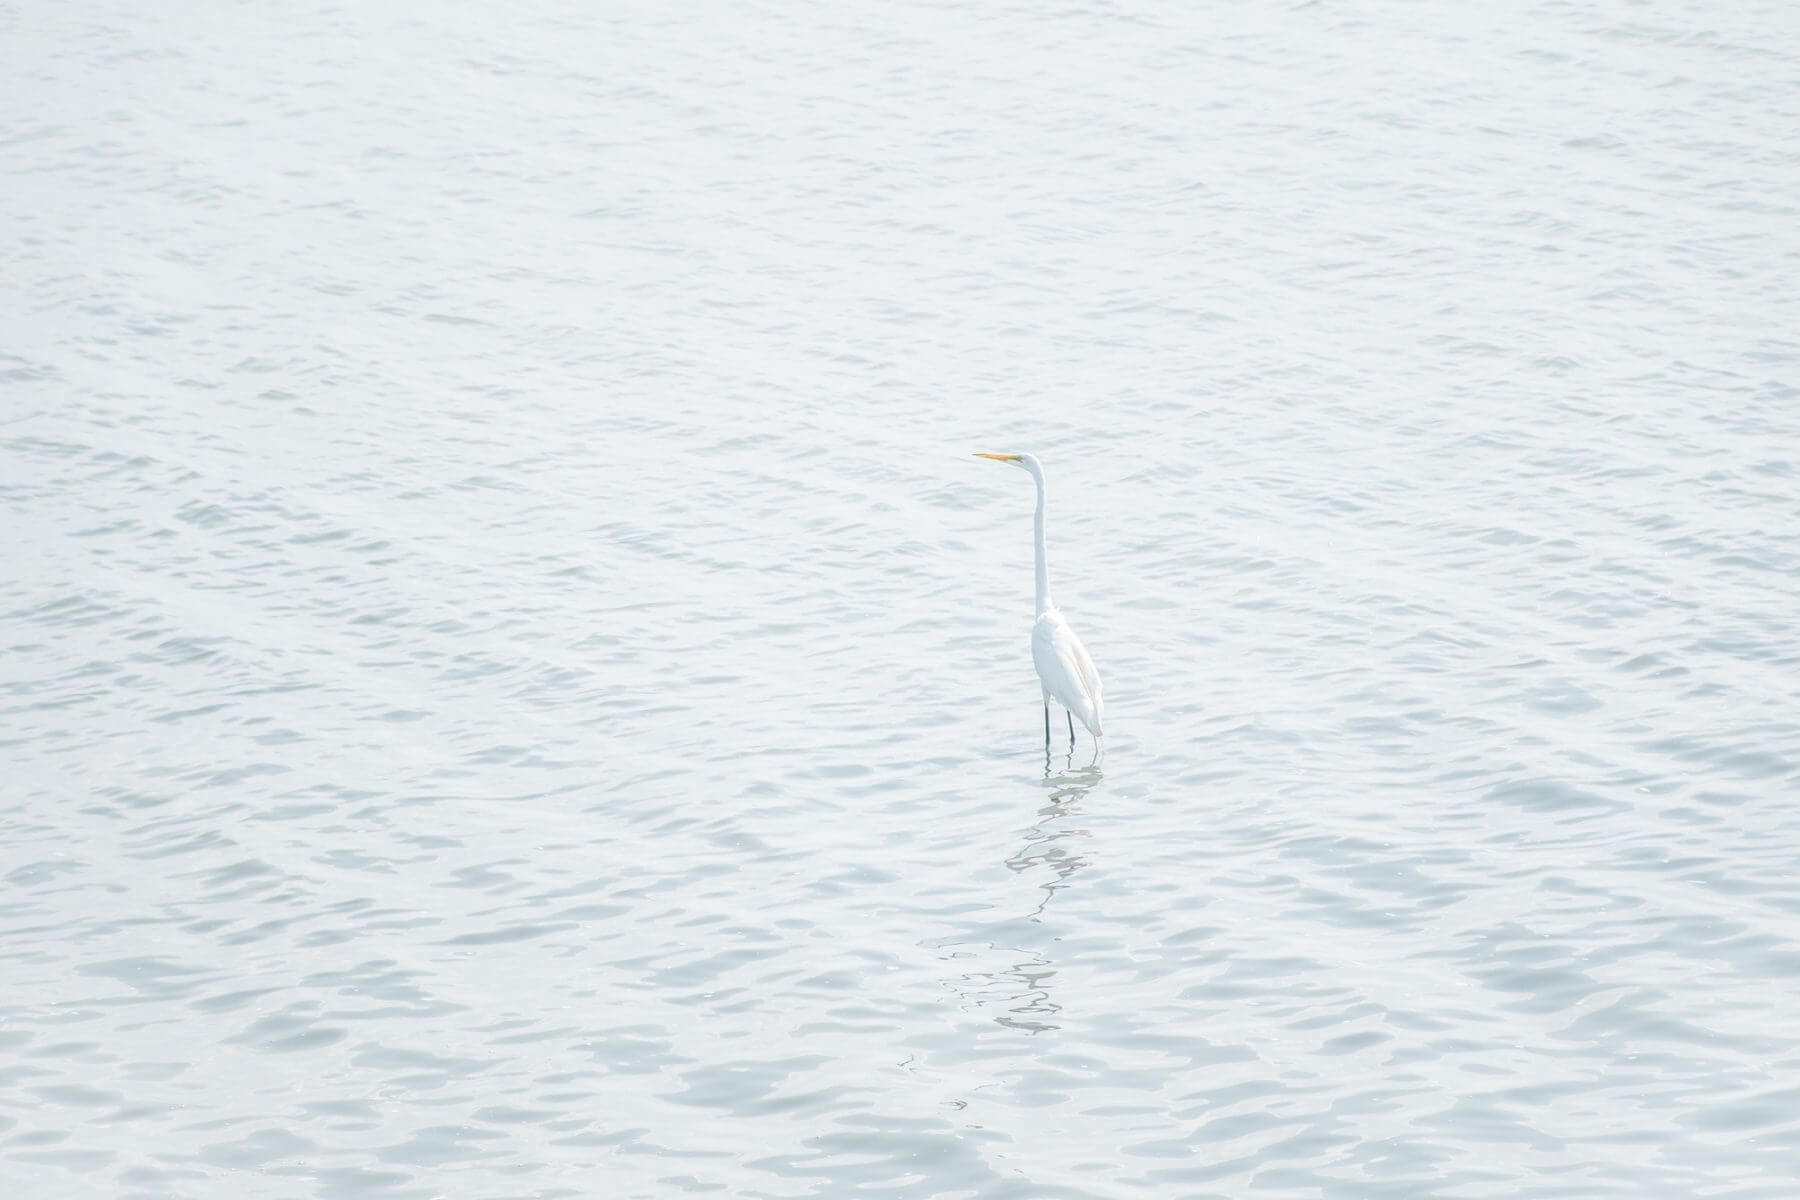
[974,452,1104,754]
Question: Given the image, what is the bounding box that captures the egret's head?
[974,451,1038,473]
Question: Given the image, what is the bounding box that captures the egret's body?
[975,452,1104,752]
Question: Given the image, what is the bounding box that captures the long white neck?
[1028,460,1052,614]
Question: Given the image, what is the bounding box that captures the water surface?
[5,1,1800,1196]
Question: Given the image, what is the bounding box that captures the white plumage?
[1034,609,1104,737]
[976,452,1105,751]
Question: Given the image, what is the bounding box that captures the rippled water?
[6,1,1800,1196]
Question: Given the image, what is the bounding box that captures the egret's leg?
[1043,698,1051,749]
[1067,711,1076,752]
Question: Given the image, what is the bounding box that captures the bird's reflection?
[940,763,1101,1034]
[1008,763,1100,918]
[1045,730,1103,777]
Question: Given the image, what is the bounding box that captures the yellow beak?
[974,452,1021,462]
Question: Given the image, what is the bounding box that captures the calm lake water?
[5,1,1800,1197]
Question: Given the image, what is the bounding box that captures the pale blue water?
[5,1,1800,1197]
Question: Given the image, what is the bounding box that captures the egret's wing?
[1033,611,1104,735]
[1061,619,1101,705]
